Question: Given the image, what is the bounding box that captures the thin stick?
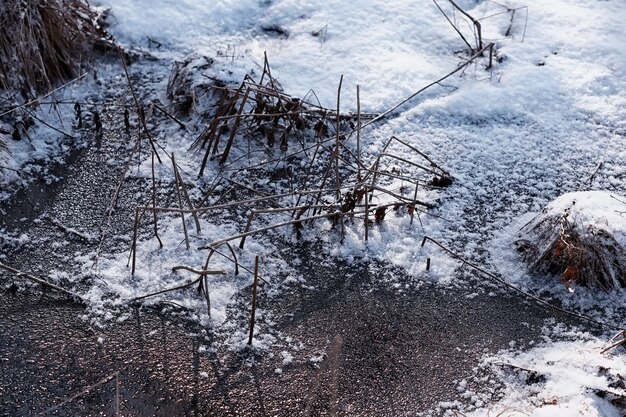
[239,211,255,249]
[433,0,473,52]
[363,43,493,128]
[152,103,186,130]
[34,372,118,417]
[447,0,483,50]
[0,73,88,118]
[197,175,225,207]
[600,333,625,354]
[223,177,272,196]
[172,155,201,233]
[362,168,420,186]
[118,46,162,163]
[205,242,240,276]
[377,152,443,177]
[356,85,361,181]
[335,75,343,203]
[448,0,483,49]
[421,236,625,331]
[207,247,270,285]
[131,277,202,302]
[203,274,211,318]
[0,262,83,302]
[231,82,377,120]
[199,209,368,250]
[389,136,450,175]
[46,216,95,241]
[494,362,540,375]
[248,255,260,345]
[311,152,338,217]
[171,265,226,275]
[196,90,233,175]
[136,186,344,215]
[220,136,335,172]
[367,184,433,207]
[239,204,340,249]
[26,110,74,139]
[579,161,603,191]
[171,153,190,250]
[336,75,345,242]
[411,182,419,225]
[151,151,163,247]
[219,88,251,165]
[292,142,323,210]
[129,207,143,275]
[364,185,369,242]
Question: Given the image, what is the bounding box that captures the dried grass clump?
[516,204,626,291]
[166,54,220,117]
[0,0,104,100]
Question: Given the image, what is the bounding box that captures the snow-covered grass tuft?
[516,191,626,291]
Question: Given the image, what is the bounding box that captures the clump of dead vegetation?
[0,0,111,158]
[166,54,220,117]
[123,53,456,319]
[516,202,626,291]
[0,0,107,100]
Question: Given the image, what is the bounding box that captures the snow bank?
[532,191,626,242]
[457,324,626,417]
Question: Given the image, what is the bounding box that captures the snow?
[536,191,626,243]
[460,324,626,417]
[2,0,626,414]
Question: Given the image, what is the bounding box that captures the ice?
[2,0,626,414]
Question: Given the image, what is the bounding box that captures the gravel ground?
[0,93,578,417]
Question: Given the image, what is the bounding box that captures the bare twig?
[199,209,368,251]
[601,331,626,354]
[0,73,88,118]
[151,151,163,247]
[248,255,260,345]
[34,372,119,417]
[171,265,226,275]
[152,103,186,130]
[172,154,201,233]
[356,85,362,181]
[335,75,345,241]
[433,0,474,51]
[118,46,162,163]
[447,0,483,50]
[0,261,83,302]
[46,216,96,242]
[171,153,190,249]
[363,43,493,127]
[421,236,625,331]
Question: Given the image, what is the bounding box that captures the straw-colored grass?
[0,0,103,100]
[516,211,626,291]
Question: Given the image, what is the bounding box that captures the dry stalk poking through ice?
[125,55,455,325]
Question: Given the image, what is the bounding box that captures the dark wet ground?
[1,268,561,417]
[0,97,576,416]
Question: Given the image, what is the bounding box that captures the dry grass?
[0,0,104,100]
[516,209,626,291]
